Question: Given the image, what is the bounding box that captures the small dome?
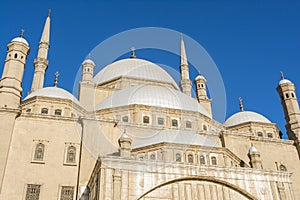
[11,37,29,46]
[224,111,271,127]
[279,79,292,85]
[82,58,95,66]
[24,87,80,105]
[195,75,206,81]
[249,145,259,154]
[96,85,211,117]
[93,58,179,89]
[132,130,219,149]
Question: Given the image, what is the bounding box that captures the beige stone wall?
[0,115,95,200]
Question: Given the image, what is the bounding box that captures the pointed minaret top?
[180,33,188,66]
[238,97,244,112]
[48,9,51,17]
[130,47,136,59]
[280,71,285,80]
[54,71,60,87]
[40,11,51,44]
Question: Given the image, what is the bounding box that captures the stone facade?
[0,13,299,200]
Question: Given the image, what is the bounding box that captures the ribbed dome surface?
[96,85,211,117]
[93,58,179,89]
[24,87,80,105]
[224,111,271,127]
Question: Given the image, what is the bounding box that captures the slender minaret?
[194,71,212,115]
[180,34,192,96]
[249,144,263,169]
[276,72,300,140]
[30,10,51,92]
[276,71,300,158]
[0,30,30,192]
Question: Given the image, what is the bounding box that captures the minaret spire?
[280,71,285,80]
[238,97,244,112]
[179,34,192,96]
[30,11,51,93]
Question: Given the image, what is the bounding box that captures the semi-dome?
[11,37,29,46]
[96,85,211,117]
[24,87,80,105]
[93,58,179,89]
[132,130,219,149]
[224,111,271,127]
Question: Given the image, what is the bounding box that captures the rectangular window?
[172,119,178,127]
[122,116,128,122]
[157,117,164,125]
[60,186,74,200]
[143,116,150,124]
[186,121,192,128]
[25,184,41,200]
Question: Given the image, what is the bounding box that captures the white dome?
[82,58,95,66]
[93,58,179,89]
[195,75,206,81]
[24,87,80,105]
[11,37,29,46]
[132,130,219,149]
[96,85,211,117]
[279,79,292,85]
[224,111,271,127]
[249,146,259,154]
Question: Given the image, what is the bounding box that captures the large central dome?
[93,58,179,89]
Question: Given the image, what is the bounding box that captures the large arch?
[137,176,258,200]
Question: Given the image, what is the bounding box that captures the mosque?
[0,12,299,200]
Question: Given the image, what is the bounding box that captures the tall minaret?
[180,34,192,96]
[276,71,300,158]
[0,30,30,192]
[30,11,51,93]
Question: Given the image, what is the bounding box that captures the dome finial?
[87,53,91,60]
[280,71,285,80]
[54,71,60,87]
[238,97,244,112]
[20,29,25,38]
[130,47,136,59]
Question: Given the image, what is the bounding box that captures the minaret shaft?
[180,34,192,96]
[30,13,50,93]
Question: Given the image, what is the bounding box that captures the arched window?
[122,116,128,122]
[41,108,48,114]
[279,164,287,172]
[267,133,273,138]
[66,146,76,163]
[14,53,17,58]
[257,132,263,137]
[143,116,150,124]
[291,93,295,98]
[186,121,192,128]
[34,143,45,161]
[203,125,207,131]
[200,155,206,164]
[175,153,182,162]
[172,119,178,127]
[54,109,62,116]
[211,156,217,165]
[285,93,289,98]
[150,154,156,160]
[188,154,194,164]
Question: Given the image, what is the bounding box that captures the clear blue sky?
[0,0,299,139]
